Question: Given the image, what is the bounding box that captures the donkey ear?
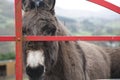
[44,0,56,11]
[22,0,35,12]
[22,0,30,12]
[41,24,56,35]
[22,0,29,11]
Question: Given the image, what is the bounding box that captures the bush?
[0,52,15,61]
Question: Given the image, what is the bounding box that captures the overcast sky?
[56,0,120,11]
[9,0,120,12]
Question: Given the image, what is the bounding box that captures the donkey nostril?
[26,65,44,78]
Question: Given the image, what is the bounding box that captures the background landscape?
[0,0,120,60]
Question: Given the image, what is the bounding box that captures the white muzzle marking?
[27,50,44,68]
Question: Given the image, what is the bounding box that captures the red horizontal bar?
[0,36,120,42]
[0,36,16,41]
[25,36,120,41]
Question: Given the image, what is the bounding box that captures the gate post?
[14,0,23,80]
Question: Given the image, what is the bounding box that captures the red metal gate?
[0,0,120,80]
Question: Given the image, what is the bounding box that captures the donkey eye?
[27,28,31,32]
[22,29,26,35]
[26,28,33,35]
[41,24,56,35]
[22,27,32,35]
[22,27,26,33]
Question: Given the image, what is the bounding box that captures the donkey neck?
[57,41,86,80]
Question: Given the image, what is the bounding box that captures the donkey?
[22,0,110,80]
[105,47,120,78]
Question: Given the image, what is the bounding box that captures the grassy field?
[0,76,28,80]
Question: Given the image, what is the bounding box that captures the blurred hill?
[0,0,120,55]
[55,7,120,19]
[0,0,15,55]
[57,14,120,36]
[0,0,14,36]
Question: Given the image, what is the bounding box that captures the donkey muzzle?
[26,65,44,80]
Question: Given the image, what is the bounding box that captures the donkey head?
[22,0,59,80]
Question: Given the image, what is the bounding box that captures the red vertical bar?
[14,0,23,80]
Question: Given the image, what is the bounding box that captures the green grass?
[0,70,28,80]
[0,52,15,61]
[0,76,28,80]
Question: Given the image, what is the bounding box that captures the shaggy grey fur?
[105,47,120,78]
[22,0,111,80]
